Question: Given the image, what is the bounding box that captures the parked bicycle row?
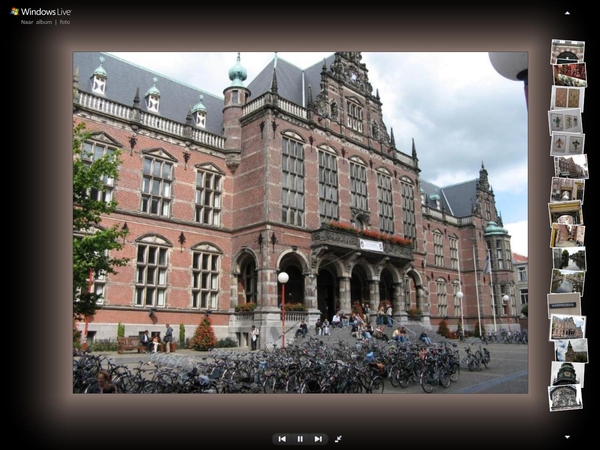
[74,337,493,394]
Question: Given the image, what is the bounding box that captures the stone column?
[338,276,352,314]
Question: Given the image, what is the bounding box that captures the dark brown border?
[11,3,593,447]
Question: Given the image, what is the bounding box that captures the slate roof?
[246,53,336,106]
[73,52,225,136]
[420,178,478,218]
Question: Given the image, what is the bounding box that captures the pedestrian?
[315,318,323,335]
[164,323,174,353]
[251,325,260,350]
[386,303,393,327]
[87,369,114,393]
[363,303,370,322]
[377,304,386,325]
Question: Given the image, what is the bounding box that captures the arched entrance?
[317,269,336,322]
[379,269,394,305]
[350,265,369,308]
[278,257,304,308]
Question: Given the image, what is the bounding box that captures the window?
[434,231,444,267]
[135,243,168,307]
[377,170,394,234]
[453,282,462,317]
[437,279,447,317]
[243,260,257,304]
[485,200,491,220]
[195,167,222,226]
[318,149,339,223]
[82,140,116,203]
[282,136,305,226]
[346,100,363,132]
[518,266,527,282]
[141,156,172,216]
[520,289,528,305]
[401,179,417,246]
[192,245,220,310]
[350,158,368,211]
[449,235,458,270]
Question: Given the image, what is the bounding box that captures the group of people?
[376,303,394,327]
[140,324,174,353]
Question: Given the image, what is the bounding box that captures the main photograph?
[72,51,528,394]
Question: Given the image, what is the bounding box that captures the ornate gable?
[141,147,178,163]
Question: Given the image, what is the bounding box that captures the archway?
[317,269,337,322]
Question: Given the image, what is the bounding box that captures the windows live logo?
[10,7,19,15]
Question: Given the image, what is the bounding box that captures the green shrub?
[179,324,186,346]
[90,339,119,352]
[117,323,125,338]
[437,319,451,338]
[216,337,238,348]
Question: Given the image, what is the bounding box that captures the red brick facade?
[73,52,519,348]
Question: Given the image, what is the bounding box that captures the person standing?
[386,303,394,327]
[164,323,174,353]
[251,325,260,350]
[377,304,386,325]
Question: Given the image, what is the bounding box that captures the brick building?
[73,52,519,347]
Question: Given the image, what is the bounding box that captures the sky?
[108,52,529,256]
[554,338,588,359]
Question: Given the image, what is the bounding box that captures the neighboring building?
[512,252,528,324]
[72,52,520,347]
[551,316,583,340]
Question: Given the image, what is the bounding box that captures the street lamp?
[502,294,510,332]
[457,291,464,340]
[278,271,289,349]
[488,52,529,110]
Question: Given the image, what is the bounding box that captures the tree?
[190,316,218,351]
[73,121,129,319]
[437,319,451,338]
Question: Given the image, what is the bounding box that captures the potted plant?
[406,308,422,319]
[235,302,257,312]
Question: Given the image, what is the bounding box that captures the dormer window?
[145,77,160,114]
[91,56,107,95]
[192,94,207,129]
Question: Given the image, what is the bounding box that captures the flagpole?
[487,248,498,332]
[457,248,464,334]
[473,246,482,337]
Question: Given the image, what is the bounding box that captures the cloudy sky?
[554,338,588,360]
[109,52,529,255]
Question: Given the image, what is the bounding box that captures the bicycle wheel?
[449,362,460,382]
[439,371,451,388]
[369,376,385,394]
[263,375,279,393]
[388,365,401,387]
[286,374,300,393]
[421,370,435,393]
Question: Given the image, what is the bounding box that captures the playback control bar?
[272,434,331,445]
